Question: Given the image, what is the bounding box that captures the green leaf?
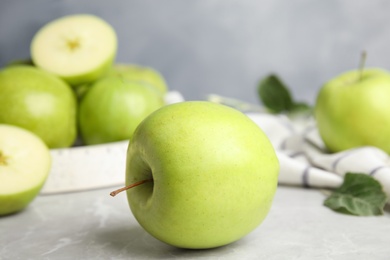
[324,173,388,216]
[288,103,313,119]
[291,102,311,113]
[257,74,312,115]
[257,74,294,113]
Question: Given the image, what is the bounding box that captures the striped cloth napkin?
[246,112,390,202]
[208,94,390,202]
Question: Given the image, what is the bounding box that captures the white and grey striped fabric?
[247,113,390,202]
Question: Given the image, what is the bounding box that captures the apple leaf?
[324,173,387,216]
[257,74,311,114]
[258,74,294,113]
[291,102,311,112]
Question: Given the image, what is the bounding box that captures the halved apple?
[30,14,117,85]
[0,124,51,216]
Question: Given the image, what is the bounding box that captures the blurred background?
[1,0,390,105]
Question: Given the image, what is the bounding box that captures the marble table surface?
[1,185,389,260]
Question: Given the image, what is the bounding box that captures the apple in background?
[124,101,279,249]
[0,124,51,216]
[107,64,168,94]
[78,76,164,145]
[31,14,117,86]
[0,66,77,148]
[315,68,390,153]
[73,63,168,101]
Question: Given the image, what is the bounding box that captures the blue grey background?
[1,0,390,105]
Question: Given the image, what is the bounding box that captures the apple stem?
[110,179,153,197]
[358,50,367,81]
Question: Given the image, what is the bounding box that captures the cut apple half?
[0,124,52,216]
[31,14,117,85]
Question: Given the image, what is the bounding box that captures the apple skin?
[74,63,168,101]
[78,76,164,145]
[315,68,390,153]
[0,124,51,216]
[106,64,168,94]
[0,66,77,148]
[126,101,279,249]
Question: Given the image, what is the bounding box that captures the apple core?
[0,151,8,165]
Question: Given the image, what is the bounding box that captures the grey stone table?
[1,186,389,260]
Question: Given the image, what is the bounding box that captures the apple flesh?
[125,101,279,249]
[0,124,51,216]
[315,68,390,153]
[0,66,77,148]
[78,76,164,145]
[31,14,117,85]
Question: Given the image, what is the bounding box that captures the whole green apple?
[0,124,51,216]
[125,101,279,249]
[31,14,117,85]
[106,64,168,94]
[0,66,77,148]
[74,64,168,101]
[78,76,164,145]
[315,68,390,153]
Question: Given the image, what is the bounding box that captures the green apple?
[31,14,117,85]
[0,66,77,148]
[107,64,168,94]
[0,124,51,216]
[78,76,164,145]
[75,64,167,101]
[124,101,279,249]
[315,68,390,153]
